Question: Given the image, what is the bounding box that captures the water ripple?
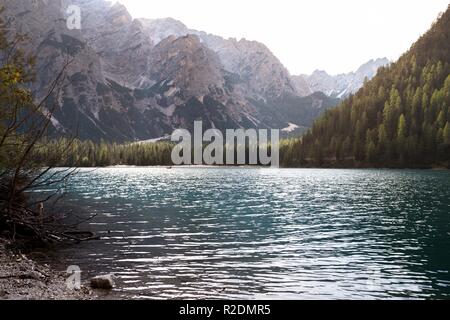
[43,168,450,299]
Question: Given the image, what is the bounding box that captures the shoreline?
[0,239,93,300]
[52,165,449,170]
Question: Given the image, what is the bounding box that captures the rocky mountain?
[1,0,338,142]
[139,17,297,98]
[293,58,390,99]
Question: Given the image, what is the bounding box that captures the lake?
[39,168,450,299]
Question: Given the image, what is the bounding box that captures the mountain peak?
[140,17,188,29]
[294,58,390,98]
[107,2,133,26]
[149,33,224,96]
[139,17,189,44]
[355,57,390,75]
[311,70,330,76]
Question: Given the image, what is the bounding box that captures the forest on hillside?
[284,6,450,168]
[32,138,296,167]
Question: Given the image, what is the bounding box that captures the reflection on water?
[41,168,450,299]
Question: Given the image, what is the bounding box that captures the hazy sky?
[118,0,449,75]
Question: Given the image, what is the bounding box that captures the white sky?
[118,0,449,75]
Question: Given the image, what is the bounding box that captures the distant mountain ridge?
[135,16,388,100]
[292,58,391,99]
[134,15,298,99]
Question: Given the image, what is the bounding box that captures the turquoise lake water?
[41,168,450,299]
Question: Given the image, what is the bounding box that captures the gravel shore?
[0,239,93,300]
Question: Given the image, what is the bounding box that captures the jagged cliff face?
[199,37,296,99]
[1,0,337,142]
[149,35,224,96]
[79,1,155,89]
[138,17,296,99]
[291,75,313,97]
[295,58,390,98]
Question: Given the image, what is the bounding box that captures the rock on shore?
[90,274,115,290]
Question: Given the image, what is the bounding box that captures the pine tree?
[366,132,377,164]
[397,114,407,143]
